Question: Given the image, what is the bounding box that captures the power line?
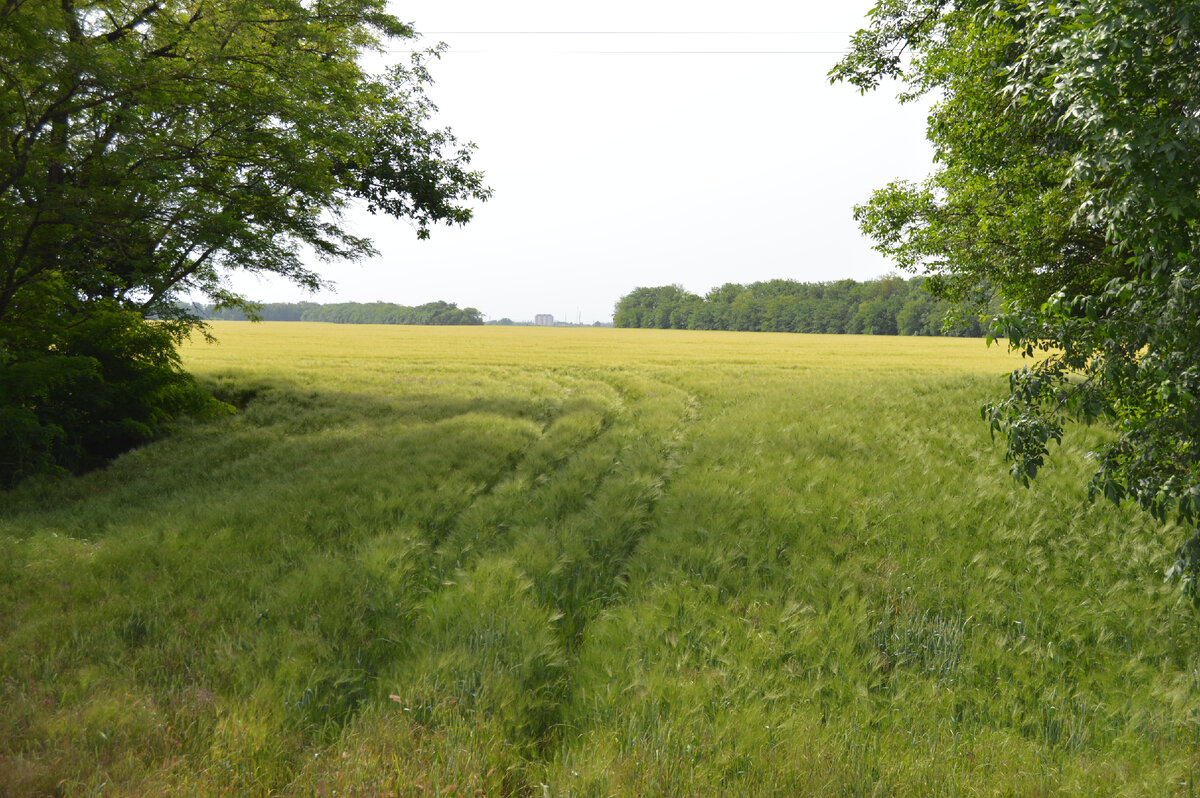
[387,30,853,54]
[387,49,849,55]
[418,30,853,35]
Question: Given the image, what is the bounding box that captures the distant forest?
[613,276,988,336]
[195,300,484,325]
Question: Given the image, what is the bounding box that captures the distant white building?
[534,314,555,326]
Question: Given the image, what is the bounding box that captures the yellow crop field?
[183,321,1024,375]
[2,322,1196,796]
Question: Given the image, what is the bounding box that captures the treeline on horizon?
[194,300,484,325]
[613,276,988,336]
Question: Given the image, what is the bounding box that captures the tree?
[612,287,654,328]
[833,1,1200,581]
[855,298,899,335]
[612,285,699,329]
[1,0,490,483]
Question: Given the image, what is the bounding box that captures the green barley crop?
[1,323,1197,796]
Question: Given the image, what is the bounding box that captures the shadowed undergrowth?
[1,325,1198,796]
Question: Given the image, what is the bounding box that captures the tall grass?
[1,324,1197,795]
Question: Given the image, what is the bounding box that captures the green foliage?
[0,294,225,486]
[613,276,986,335]
[0,0,489,315]
[0,0,489,480]
[614,284,704,329]
[832,0,1200,576]
[196,300,485,325]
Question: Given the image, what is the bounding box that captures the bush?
[0,300,227,486]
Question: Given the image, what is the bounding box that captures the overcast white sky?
[229,0,935,324]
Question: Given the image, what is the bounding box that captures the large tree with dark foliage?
[1,0,489,483]
[833,1,1200,582]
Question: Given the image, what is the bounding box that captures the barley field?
[2,323,1199,796]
